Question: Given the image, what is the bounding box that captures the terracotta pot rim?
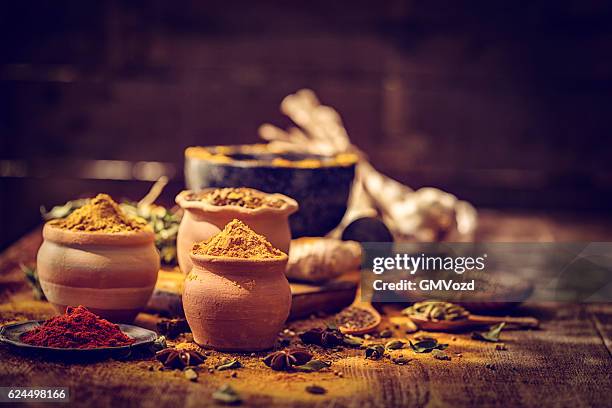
[189,252,288,267]
[43,223,155,246]
[175,189,299,217]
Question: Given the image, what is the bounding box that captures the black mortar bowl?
[184,144,357,237]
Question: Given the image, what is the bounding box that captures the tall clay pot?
[175,189,298,275]
[37,224,160,323]
[183,253,291,351]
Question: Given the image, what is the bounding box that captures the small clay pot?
[175,189,298,275]
[183,253,291,351]
[37,224,160,323]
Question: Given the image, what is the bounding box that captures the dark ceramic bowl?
[184,145,357,237]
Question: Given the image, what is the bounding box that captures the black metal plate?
[0,320,157,357]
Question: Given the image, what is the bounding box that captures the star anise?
[299,327,343,348]
[263,348,312,371]
[155,347,206,369]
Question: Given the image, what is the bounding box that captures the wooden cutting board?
[147,267,358,320]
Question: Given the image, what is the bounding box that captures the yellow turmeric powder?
[192,219,285,259]
[49,193,148,233]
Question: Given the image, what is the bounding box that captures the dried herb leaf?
[217,359,242,371]
[391,356,411,365]
[432,349,451,360]
[409,338,448,353]
[150,335,167,353]
[294,359,330,372]
[305,385,327,395]
[20,264,46,300]
[379,329,393,338]
[385,340,405,350]
[212,384,242,405]
[343,334,364,347]
[472,322,506,343]
[184,368,198,381]
[365,344,385,360]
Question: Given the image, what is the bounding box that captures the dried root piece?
[285,238,362,283]
[259,89,478,243]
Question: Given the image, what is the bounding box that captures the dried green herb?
[391,356,411,365]
[402,301,469,322]
[432,349,451,360]
[379,329,393,338]
[305,385,327,395]
[149,335,167,353]
[294,359,330,372]
[212,384,242,405]
[343,334,364,347]
[409,337,448,353]
[184,368,198,381]
[217,358,242,371]
[20,264,45,301]
[385,340,405,350]
[365,344,385,360]
[472,322,506,343]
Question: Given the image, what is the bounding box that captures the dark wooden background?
[2,0,612,248]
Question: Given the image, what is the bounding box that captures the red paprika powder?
[21,305,135,348]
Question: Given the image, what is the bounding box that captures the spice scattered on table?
[216,358,242,371]
[385,340,405,350]
[191,219,285,259]
[293,359,331,372]
[48,194,148,233]
[155,347,206,369]
[305,385,327,395]
[157,318,190,339]
[432,349,451,360]
[472,322,506,343]
[365,344,385,360]
[183,368,198,382]
[402,301,469,322]
[188,187,286,209]
[263,348,312,371]
[299,327,344,348]
[409,337,448,353]
[212,384,242,405]
[20,305,134,348]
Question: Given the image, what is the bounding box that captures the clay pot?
[183,253,291,351]
[175,189,298,274]
[37,224,160,323]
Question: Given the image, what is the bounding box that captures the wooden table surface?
[1,210,611,408]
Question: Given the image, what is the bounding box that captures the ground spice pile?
[188,188,286,209]
[192,219,285,259]
[21,306,134,348]
[49,193,147,233]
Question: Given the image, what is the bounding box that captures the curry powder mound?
[49,193,147,233]
[192,219,284,259]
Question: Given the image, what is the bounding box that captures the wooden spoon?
[337,284,382,335]
[410,313,539,332]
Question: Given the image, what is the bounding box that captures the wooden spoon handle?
[468,314,539,328]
